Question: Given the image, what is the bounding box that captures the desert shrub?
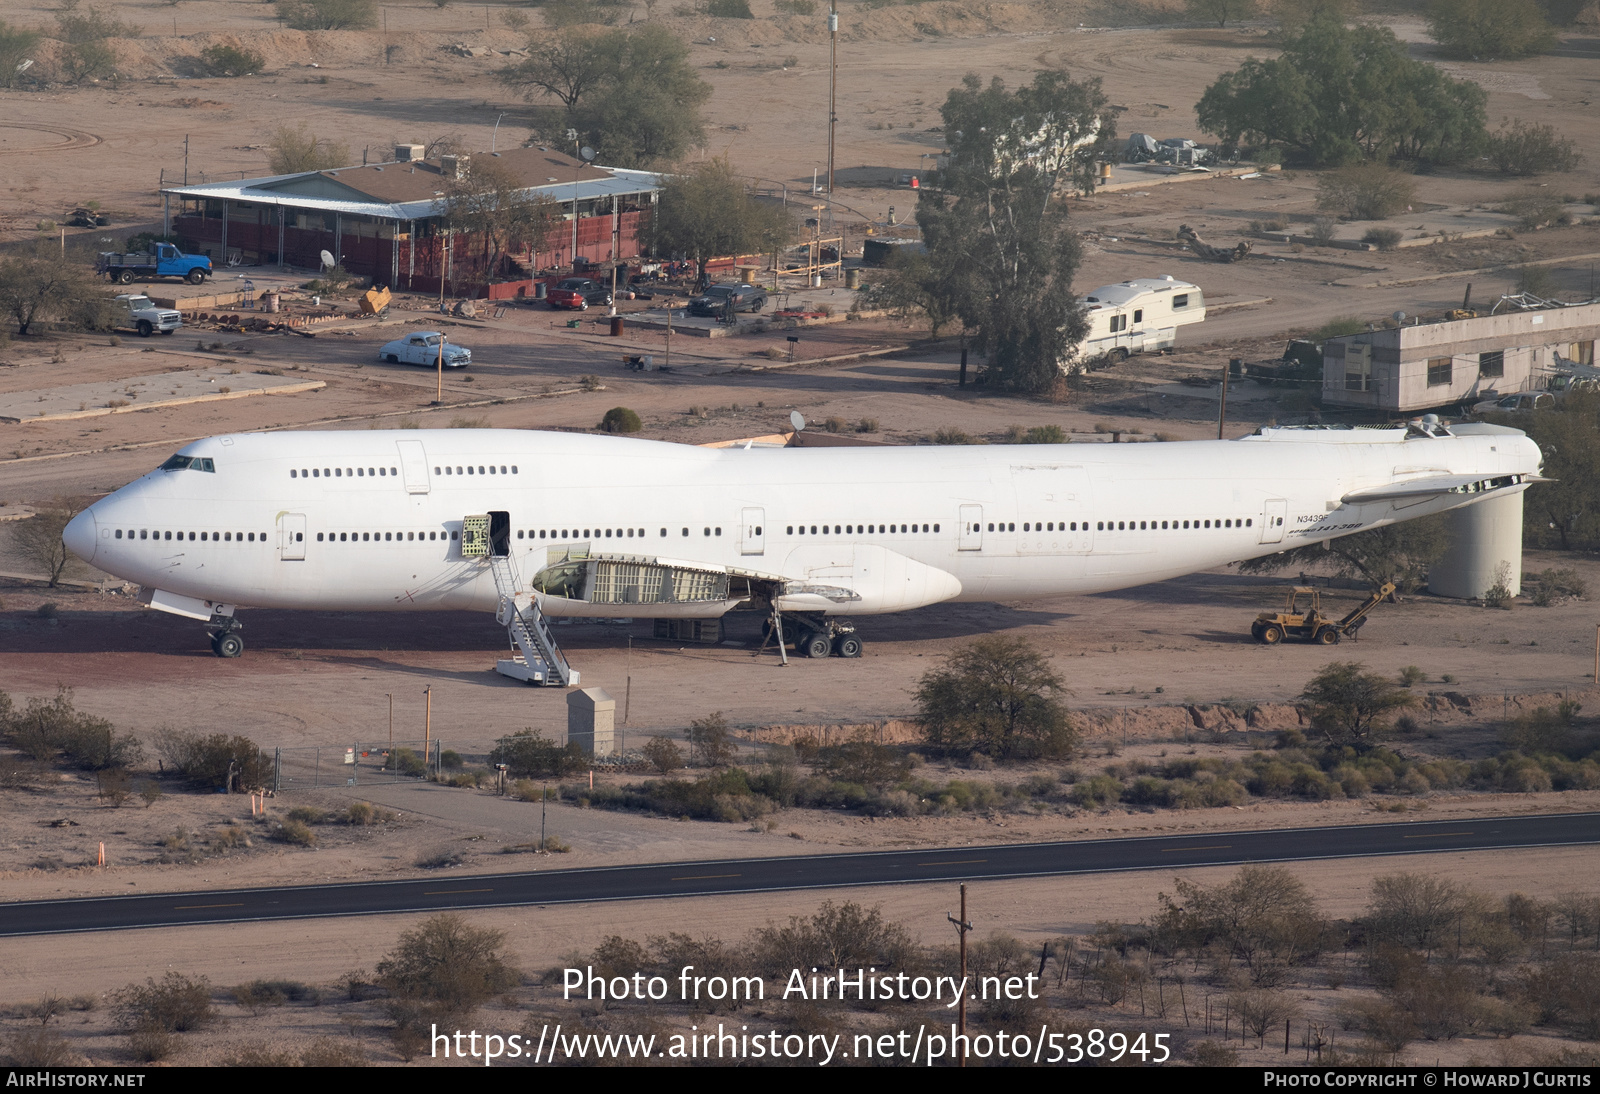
[1155,866,1325,986]
[688,712,736,767]
[1426,0,1555,59]
[751,901,916,973]
[376,914,519,1012]
[1071,774,1123,809]
[914,635,1077,760]
[277,819,316,846]
[642,735,684,774]
[489,730,587,778]
[1318,164,1416,221]
[299,1037,368,1066]
[2,687,141,771]
[126,1027,174,1062]
[1363,227,1403,251]
[276,0,377,30]
[345,801,376,825]
[706,0,753,14]
[2,1028,80,1066]
[1502,700,1581,753]
[1365,873,1473,956]
[1299,662,1417,748]
[930,427,977,445]
[1486,120,1581,176]
[1529,567,1586,606]
[220,1043,296,1067]
[775,0,815,11]
[390,747,427,777]
[111,973,215,1033]
[149,727,273,789]
[439,749,464,770]
[1021,424,1067,444]
[196,44,264,77]
[1309,216,1338,245]
[1190,1041,1240,1066]
[598,406,642,433]
[286,805,326,825]
[1500,189,1567,230]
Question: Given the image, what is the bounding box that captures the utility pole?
[827,1,837,195]
[387,693,393,768]
[1218,359,1232,439]
[183,135,189,186]
[948,884,972,1068]
[541,784,548,849]
[423,686,432,758]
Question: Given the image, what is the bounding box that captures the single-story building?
[159,144,662,297]
[1322,301,1600,413]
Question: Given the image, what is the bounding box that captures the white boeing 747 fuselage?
[64,422,1541,642]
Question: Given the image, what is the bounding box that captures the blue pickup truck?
[97,243,213,286]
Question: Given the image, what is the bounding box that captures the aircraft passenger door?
[959,504,983,551]
[279,513,306,561]
[1261,498,1287,544]
[740,507,765,556]
[395,439,430,494]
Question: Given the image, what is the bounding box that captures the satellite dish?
[790,411,805,432]
[1392,311,1406,323]
[579,146,597,163]
[319,250,335,271]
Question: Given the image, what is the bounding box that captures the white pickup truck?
[114,293,183,337]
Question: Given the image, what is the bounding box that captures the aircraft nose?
[63,508,97,564]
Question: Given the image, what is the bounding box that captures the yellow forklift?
[1251,582,1395,645]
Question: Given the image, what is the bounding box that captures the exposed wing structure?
[1341,472,1543,505]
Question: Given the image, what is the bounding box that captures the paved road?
[4,812,1596,936]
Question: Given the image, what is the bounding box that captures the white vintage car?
[378,331,471,369]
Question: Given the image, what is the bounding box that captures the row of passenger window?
[288,464,520,480]
[116,529,261,542]
[1098,518,1253,531]
[291,467,399,479]
[516,527,724,540]
[315,531,462,543]
[788,523,940,535]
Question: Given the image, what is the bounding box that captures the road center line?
[670,873,741,881]
[1164,845,1232,851]
[172,903,244,910]
[423,888,494,895]
[1404,832,1471,838]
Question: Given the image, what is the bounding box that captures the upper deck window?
[159,455,215,473]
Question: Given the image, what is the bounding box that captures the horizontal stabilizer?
[1342,473,1542,504]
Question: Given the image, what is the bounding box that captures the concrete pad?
[0,367,325,423]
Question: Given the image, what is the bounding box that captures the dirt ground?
[3,3,1600,1065]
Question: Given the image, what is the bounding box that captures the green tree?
[501,25,711,168]
[376,914,519,1011]
[0,20,41,89]
[0,248,116,336]
[1196,12,1487,165]
[917,69,1116,393]
[1237,514,1451,594]
[914,635,1077,759]
[855,248,964,338]
[1299,661,1418,748]
[441,156,557,282]
[276,0,377,30]
[1426,0,1555,59]
[488,729,586,777]
[265,123,350,175]
[1486,119,1582,176]
[652,158,792,285]
[1185,0,1257,26]
[1507,391,1600,550]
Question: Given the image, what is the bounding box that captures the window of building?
[1478,351,1505,378]
[1427,357,1453,387]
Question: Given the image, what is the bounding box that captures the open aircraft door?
[278,512,306,560]
[396,439,430,494]
[959,504,983,551]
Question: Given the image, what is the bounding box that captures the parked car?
[687,283,767,317]
[547,278,612,310]
[113,293,182,337]
[378,332,470,369]
[1471,391,1552,415]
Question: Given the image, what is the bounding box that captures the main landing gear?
[761,612,863,659]
[207,617,244,658]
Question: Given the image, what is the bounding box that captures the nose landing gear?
[207,617,244,658]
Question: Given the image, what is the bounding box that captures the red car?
[546,278,613,310]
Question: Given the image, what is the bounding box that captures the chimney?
[394,144,425,163]
[440,154,468,180]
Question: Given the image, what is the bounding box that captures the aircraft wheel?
[215,632,244,658]
[1315,626,1341,646]
[1260,623,1284,645]
[801,630,832,659]
[833,634,862,658]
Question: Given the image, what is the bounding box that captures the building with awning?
[160,144,661,297]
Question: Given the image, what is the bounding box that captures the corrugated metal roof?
[162,165,662,221]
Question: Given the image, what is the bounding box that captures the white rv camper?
[1065,275,1206,369]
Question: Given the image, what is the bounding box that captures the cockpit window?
[160,455,216,472]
